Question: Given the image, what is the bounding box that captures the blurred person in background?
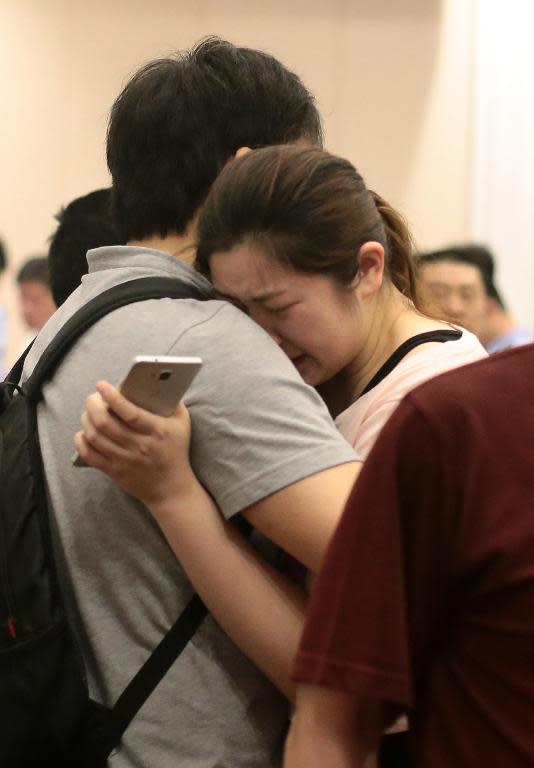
[48,187,122,306]
[416,244,534,352]
[17,256,56,336]
[416,245,488,339]
[482,289,534,353]
[466,245,534,353]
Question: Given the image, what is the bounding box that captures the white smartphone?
[118,355,203,416]
[73,355,202,467]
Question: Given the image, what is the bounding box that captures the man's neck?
[128,231,197,266]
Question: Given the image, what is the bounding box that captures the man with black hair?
[416,244,533,351]
[21,38,359,768]
[16,256,56,333]
[416,245,489,340]
[460,245,534,353]
[48,188,122,306]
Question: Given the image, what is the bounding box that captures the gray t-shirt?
[24,246,357,768]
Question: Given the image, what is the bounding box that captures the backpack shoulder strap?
[107,593,207,753]
[104,525,254,752]
[3,339,35,389]
[25,277,205,398]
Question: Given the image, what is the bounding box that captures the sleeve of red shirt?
[293,392,446,712]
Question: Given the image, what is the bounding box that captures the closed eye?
[263,302,298,314]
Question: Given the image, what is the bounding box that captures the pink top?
[335,329,487,459]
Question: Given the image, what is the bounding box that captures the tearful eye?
[265,303,297,314]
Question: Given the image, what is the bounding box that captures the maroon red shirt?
[295,344,534,767]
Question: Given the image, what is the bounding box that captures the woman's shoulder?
[399,325,486,373]
[335,328,486,451]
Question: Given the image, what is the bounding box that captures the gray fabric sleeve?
[169,303,359,519]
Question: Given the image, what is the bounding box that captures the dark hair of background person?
[416,244,505,308]
[17,256,51,286]
[48,188,122,306]
[0,238,6,274]
[196,144,418,304]
[106,36,323,242]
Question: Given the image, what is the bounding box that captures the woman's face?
[209,243,365,386]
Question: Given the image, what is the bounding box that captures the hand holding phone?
[73,355,202,466]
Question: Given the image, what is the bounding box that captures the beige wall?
[0,0,474,365]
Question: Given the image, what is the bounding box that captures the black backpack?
[0,277,207,767]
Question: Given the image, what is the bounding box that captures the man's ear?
[222,146,253,170]
[353,241,385,298]
[234,146,253,159]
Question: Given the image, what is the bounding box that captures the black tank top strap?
[360,329,463,398]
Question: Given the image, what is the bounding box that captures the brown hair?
[196,145,417,304]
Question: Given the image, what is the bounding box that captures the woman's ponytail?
[370,190,418,306]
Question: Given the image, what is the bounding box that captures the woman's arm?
[151,480,306,699]
[284,684,380,768]
[75,382,306,699]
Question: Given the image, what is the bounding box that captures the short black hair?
[416,244,504,307]
[17,257,51,287]
[48,188,122,305]
[107,36,322,242]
